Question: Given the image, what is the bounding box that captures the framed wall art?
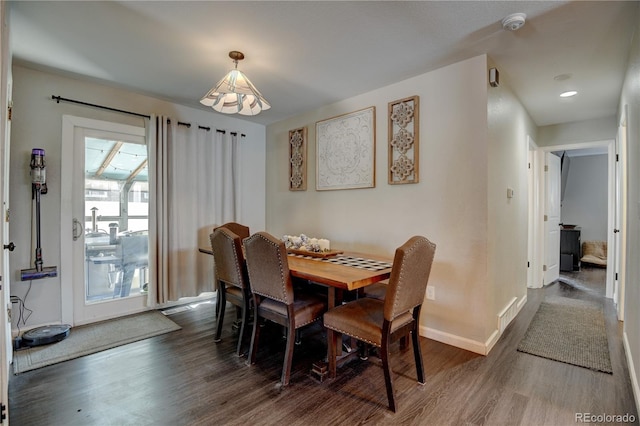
[316,106,376,191]
[288,127,307,191]
[388,95,419,184]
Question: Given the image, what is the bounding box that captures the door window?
[83,137,148,303]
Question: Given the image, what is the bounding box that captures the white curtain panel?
[148,116,239,304]
[213,130,238,222]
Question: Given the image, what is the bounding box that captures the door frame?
[534,139,617,298]
[527,136,543,288]
[0,0,10,418]
[615,108,627,320]
[60,115,149,325]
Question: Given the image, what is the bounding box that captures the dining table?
[286,250,392,307]
[199,245,394,380]
[199,247,393,307]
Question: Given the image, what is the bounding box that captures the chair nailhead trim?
[391,237,426,319]
[324,325,380,347]
[261,234,290,304]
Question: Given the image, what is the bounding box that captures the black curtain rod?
[166,119,192,128]
[51,95,151,119]
[216,129,246,137]
[168,121,245,137]
[52,95,246,137]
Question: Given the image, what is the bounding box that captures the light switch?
[507,188,514,199]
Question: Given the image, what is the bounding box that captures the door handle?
[614,229,620,233]
[73,218,84,241]
[3,242,15,251]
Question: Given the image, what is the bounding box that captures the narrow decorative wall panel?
[388,96,419,184]
[288,127,307,191]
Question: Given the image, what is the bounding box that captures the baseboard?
[517,294,527,312]
[156,292,216,309]
[421,294,528,356]
[421,325,487,355]
[484,329,501,354]
[498,297,518,335]
[623,331,640,415]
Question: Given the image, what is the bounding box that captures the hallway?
[557,263,607,300]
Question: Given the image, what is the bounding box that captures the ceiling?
[85,137,148,182]
[8,1,638,127]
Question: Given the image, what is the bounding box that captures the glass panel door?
[84,137,149,303]
[62,116,149,326]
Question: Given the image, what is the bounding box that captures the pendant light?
[200,51,271,116]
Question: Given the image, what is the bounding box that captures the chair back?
[210,227,249,290]
[244,232,294,304]
[214,222,250,241]
[383,236,436,321]
[120,232,148,268]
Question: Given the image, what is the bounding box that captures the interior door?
[0,1,10,417]
[544,152,561,285]
[527,144,535,288]
[62,116,148,326]
[613,133,621,304]
[614,117,626,319]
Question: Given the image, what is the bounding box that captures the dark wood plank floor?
[9,267,639,425]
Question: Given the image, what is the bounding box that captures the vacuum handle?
[72,218,83,241]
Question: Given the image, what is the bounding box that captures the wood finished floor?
[9,267,639,425]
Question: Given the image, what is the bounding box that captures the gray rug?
[13,310,181,374]
[517,296,612,373]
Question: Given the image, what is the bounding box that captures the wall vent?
[498,297,518,335]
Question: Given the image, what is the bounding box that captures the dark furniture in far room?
[560,226,581,271]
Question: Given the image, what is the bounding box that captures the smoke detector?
[502,13,527,31]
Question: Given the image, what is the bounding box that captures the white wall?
[266,55,532,353]
[618,4,640,412]
[561,154,608,242]
[538,116,617,147]
[9,65,266,330]
[486,58,537,342]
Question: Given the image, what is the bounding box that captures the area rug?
[13,310,181,374]
[517,296,612,373]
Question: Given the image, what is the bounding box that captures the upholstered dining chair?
[362,280,388,300]
[214,222,250,241]
[212,222,251,319]
[323,235,436,412]
[210,227,252,356]
[243,231,327,386]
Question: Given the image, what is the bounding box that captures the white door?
[614,118,626,319]
[613,133,621,304]
[544,152,561,285]
[61,116,149,326]
[527,142,536,288]
[0,93,8,426]
[0,1,10,419]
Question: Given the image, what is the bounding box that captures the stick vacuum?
[20,148,58,281]
[13,149,70,349]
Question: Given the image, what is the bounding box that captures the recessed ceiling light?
[560,91,578,98]
[554,74,572,81]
